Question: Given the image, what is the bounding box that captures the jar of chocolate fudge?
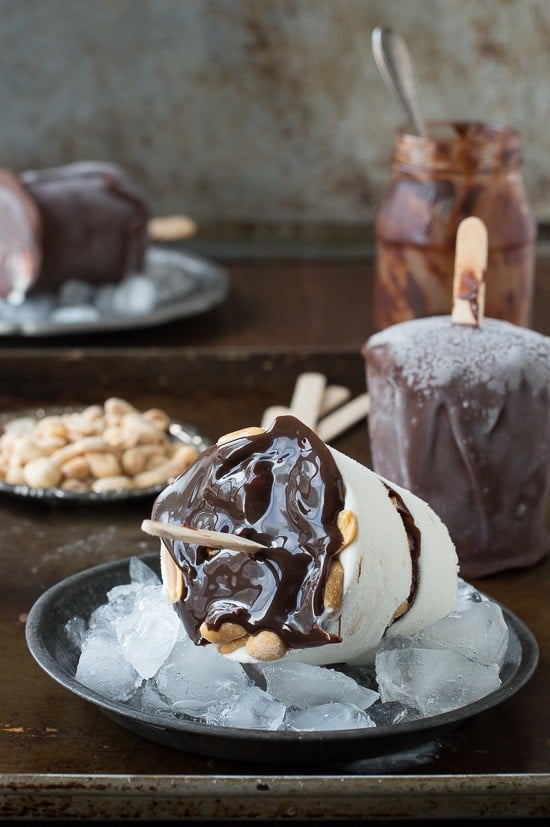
[373,121,536,330]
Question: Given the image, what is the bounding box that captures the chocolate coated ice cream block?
[20,161,150,294]
[364,315,550,577]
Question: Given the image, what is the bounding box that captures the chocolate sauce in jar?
[374,121,536,330]
[151,415,346,649]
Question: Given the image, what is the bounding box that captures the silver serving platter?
[0,407,210,502]
[25,552,539,767]
[0,247,229,336]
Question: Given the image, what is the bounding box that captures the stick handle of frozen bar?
[289,371,326,428]
[148,214,198,242]
[451,216,488,327]
[141,518,267,552]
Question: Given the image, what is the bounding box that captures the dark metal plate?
[25,553,539,766]
[0,408,210,502]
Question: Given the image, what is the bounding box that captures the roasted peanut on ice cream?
[0,397,199,493]
[149,414,458,666]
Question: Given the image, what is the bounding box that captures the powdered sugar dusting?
[366,316,550,397]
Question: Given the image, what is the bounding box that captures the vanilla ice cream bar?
[150,415,458,665]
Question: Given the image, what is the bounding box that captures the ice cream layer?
[151,415,458,665]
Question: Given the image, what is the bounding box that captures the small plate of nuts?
[0,397,210,502]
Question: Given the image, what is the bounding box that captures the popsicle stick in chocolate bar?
[141,518,267,552]
[451,216,488,327]
[147,214,198,242]
[289,371,327,428]
[316,393,371,443]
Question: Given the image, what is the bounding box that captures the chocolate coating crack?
[383,483,420,614]
[151,415,346,649]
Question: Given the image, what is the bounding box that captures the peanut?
[245,630,287,661]
[0,397,201,494]
[199,621,247,644]
[324,558,344,611]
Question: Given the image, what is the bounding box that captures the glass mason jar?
[373,121,537,331]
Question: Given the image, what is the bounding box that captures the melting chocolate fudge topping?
[383,483,420,611]
[0,169,42,300]
[20,161,150,294]
[151,415,346,648]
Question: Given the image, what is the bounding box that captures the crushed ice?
[66,557,509,732]
[0,248,196,330]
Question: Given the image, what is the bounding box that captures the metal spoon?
[371,26,428,137]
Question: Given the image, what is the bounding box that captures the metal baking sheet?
[0,347,548,821]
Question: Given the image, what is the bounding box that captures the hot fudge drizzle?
[151,415,346,649]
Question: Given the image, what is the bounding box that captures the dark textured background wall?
[1,0,549,232]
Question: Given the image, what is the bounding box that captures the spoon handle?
[371,27,427,138]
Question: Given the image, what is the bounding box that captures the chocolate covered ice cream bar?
[20,161,150,294]
[364,218,550,577]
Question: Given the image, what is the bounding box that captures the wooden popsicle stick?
[141,519,267,553]
[451,216,488,326]
[148,214,198,242]
[316,393,371,443]
[261,405,291,429]
[289,371,327,428]
[319,385,352,416]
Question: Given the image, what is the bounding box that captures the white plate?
[0,247,229,336]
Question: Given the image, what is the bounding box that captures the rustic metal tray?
[0,346,548,821]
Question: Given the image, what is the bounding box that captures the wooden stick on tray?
[289,371,326,428]
[316,392,371,443]
[147,214,198,242]
[141,518,267,553]
[261,373,370,444]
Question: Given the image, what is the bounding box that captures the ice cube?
[64,615,87,647]
[260,661,379,709]
[220,686,286,730]
[50,304,101,324]
[89,584,139,630]
[6,295,54,322]
[136,683,174,717]
[411,600,509,667]
[375,647,501,716]
[94,284,117,315]
[155,640,252,719]
[75,628,141,701]
[129,556,161,586]
[57,279,95,306]
[115,585,180,679]
[284,703,375,731]
[455,577,487,611]
[111,275,157,316]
